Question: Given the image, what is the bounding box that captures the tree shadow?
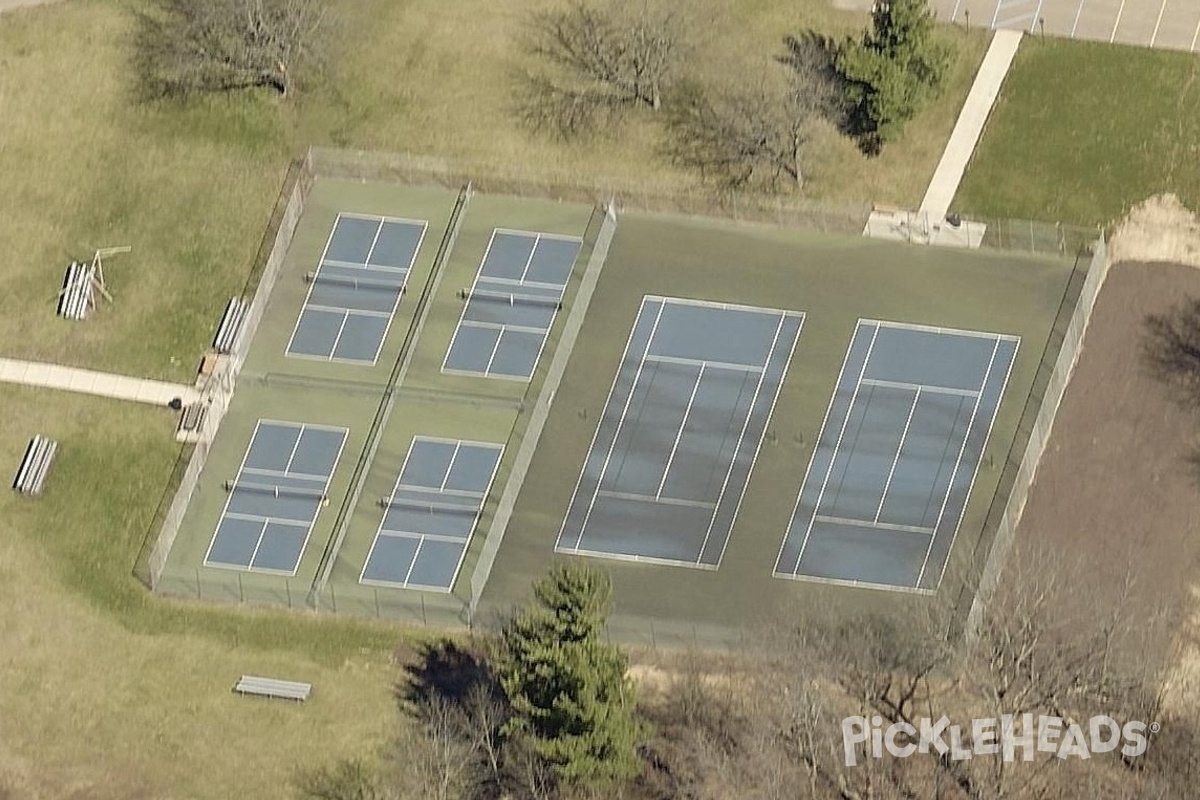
[778,31,883,156]
[1142,298,1200,410]
[397,637,499,711]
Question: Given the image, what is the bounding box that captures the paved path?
[0,0,60,14]
[919,29,1024,221]
[0,358,201,406]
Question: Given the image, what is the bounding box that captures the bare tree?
[663,52,838,192]
[134,0,330,100]
[517,0,689,138]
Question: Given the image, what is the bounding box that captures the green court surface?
[161,175,1080,643]
[476,212,1079,642]
[160,178,596,619]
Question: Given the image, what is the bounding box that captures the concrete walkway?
[0,358,201,406]
[918,28,1023,220]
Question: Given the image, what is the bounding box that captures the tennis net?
[378,496,482,516]
[306,272,407,293]
[224,480,327,501]
[459,288,562,310]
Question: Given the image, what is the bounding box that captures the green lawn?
[954,37,1200,227]
[0,0,988,795]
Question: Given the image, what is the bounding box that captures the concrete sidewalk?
[0,358,201,406]
[918,28,1023,221]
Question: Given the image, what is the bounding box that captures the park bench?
[213,297,249,355]
[57,262,95,320]
[233,675,312,702]
[13,435,57,495]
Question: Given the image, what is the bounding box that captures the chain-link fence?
[960,236,1109,642]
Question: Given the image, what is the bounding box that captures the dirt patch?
[1109,194,1200,270]
[1010,260,1200,694]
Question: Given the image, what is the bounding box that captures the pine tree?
[497,565,649,789]
[836,0,950,150]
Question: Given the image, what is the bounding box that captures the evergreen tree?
[836,0,950,151]
[497,565,648,789]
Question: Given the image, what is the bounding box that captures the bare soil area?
[1012,258,1200,699]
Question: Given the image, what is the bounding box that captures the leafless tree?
[134,0,331,100]
[663,52,839,192]
[517,0,690,138]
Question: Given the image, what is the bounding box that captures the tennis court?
[774,320,1019,591]
[443,229,582,380]
[360,437,504,591]
[557,296,802,568]
[286,213,427,364]
[205,420,347,575]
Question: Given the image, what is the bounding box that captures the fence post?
[195,568,202,599]
[375,588,381,618]
[238,573,244,603]
[286,580,292,608]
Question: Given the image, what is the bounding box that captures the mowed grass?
[0,384,415,799]
[0,0,987,795]
[954,37,1200,227]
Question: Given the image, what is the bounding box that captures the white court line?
[575,300,667,542]
[1111,0,1126,42]
[791,322,881,571]
[243,466,329,483]
[777,321,864,578]
[774,569,936,595]
[1193,9,1200,51]
[641,293,805,320]
[814,514,935,537]
[656,364,705,500]
[367,221,426,365]
[441,229,500,374]
[865,317,1019,342]
[915,337,1000,587]
[245,520,272,573]
[361,437,422,585]
[320,259,409,273]
[699,311,788,567]
[438,442,463,491]
[361,218,386,269]
[951,0,963,23]
[991,0,1005,28]
[204,421,268,568]
[1151,0,1168,47]
[860,378,978,397]
[925,337,1020,591]
[481,330,506,375]
[875,387,921,523]
[459,320,549,336]
[558,546,720,572]
[326,311,352,361]
[285,214,344,359]
[555,298,660,553]
[518,234,541,283]
[303,304,391,319]
[493,227,581,243]
[1030,0,1044,31]
[644,353,764,373]
[596,489,714,509]
[282,426,307,473]
[443,438,505,593]
[225,512,312,527]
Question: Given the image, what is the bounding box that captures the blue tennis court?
[774,320,1019,591]
[205,420,347,575]
[287,213,427,364]
[443,229,582,380]
[360,437,504,591]
[557,296,803,568]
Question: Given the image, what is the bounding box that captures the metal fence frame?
[139,145,1108,642]
[962,235,1110,642]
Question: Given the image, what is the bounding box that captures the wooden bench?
[234,675,312,702]
[13,435,57,495]
[213,297,249,355]
[57,262,95,321]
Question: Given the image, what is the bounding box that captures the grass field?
[954,37,1200,227]
[480,216,1079,645]
[0,0,985,794]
